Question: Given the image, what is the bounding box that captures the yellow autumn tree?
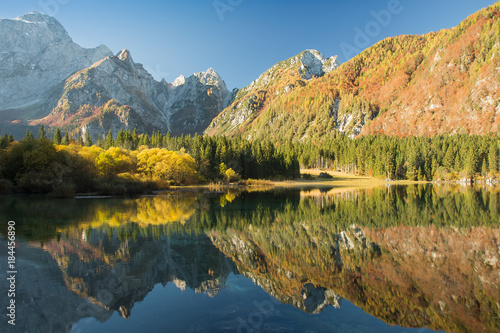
[96,147,134,176]
[137,148,198,185]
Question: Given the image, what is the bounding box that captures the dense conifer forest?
[0,125,498,197]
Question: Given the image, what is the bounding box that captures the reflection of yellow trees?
[56,196,197,233]
[135,197,196,226]
[219,192,237,207]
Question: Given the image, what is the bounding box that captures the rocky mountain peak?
[9,11,70,41]
[194,67,226,89]
[299,49,340,80]
[15,11,55,23]
[205,49,340,137]
[172,75,186,87]
[0,12,113,111]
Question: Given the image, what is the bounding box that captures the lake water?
[0,185,499,333]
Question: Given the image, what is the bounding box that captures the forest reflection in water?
[0,184,498,333]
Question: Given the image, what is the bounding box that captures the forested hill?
[207,2,500,141]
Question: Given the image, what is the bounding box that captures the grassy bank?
[272,169,387,188]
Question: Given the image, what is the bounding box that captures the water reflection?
[0,185,498,333]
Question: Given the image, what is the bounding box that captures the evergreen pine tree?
[104,130,114,150]
[96,135,102,148]
[443,146,455,170]
[62,132,70,145]
[131,128,139,150]
[25,128,34,140]
[38,125,46,139]
[115,129,126,148]
[84,131,93,147]
[125,129,133,149]
[53,128,62,145]
[488,142,499,173]
[0,135,7,149]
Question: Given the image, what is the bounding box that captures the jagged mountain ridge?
[206,2,500,140]
[0,12,232,138]
[205,49,340,136]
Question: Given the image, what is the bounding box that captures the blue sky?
[2,0,497,89]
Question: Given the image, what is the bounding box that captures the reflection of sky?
[1,0,496,89]
[71,274,437,333]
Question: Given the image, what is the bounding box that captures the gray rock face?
[45,49,231,139]
[164,67,232,136]
[0,12,112,110]
[0,12,232,138]
[300,49,340,80]
[0,241,113,333]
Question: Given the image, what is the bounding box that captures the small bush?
[225,168,240,183]
[318,172,333,179]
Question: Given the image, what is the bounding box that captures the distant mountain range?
[0,12,233,139]
[1,2,499,140]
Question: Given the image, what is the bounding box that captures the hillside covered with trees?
[207,2,500,141]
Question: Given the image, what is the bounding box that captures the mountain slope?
[207,2,500,141]
[0,12,112,113]
[31,49,232,138]
[205,49,339,136]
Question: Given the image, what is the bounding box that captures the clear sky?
[1,0,497,89]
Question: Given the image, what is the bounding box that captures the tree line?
[0,126,300,196]
[295,134,500,180]
[43,126,300,180]
[1,125,499,198]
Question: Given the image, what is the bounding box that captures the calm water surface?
[0,185,499,333]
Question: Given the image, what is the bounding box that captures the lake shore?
[165,169,429,194]
[273,169,431,188]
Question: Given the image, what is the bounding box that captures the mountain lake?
[0,185,498,333]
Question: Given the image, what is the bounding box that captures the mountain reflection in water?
[0,185,498,333]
